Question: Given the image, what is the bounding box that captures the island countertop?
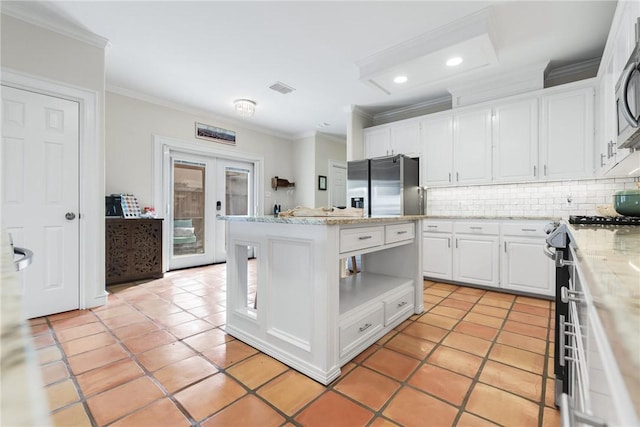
[567,223,640,414]
[218,214,427,225]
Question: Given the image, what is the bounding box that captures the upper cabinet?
[421,115,454,186]
[492,98,539,182]
[421,109,492,186]
[596,1,639,176]
[453,108,492,184]
[540,87,595,180]
[364,126,391,158]
[364,120,420,158]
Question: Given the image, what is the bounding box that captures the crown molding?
[1,2,110,49]
[317,132,347,145]
[545,58,600,82]
[448,62,548,107]
[372,95,452,124]
[106,85,295,141]
[345,105,374,121]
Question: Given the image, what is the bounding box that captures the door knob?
[65,212,76,220]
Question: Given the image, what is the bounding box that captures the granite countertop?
[567,223,640,413]
[218,215,427,225]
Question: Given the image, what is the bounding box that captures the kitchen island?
[219,215,425,384]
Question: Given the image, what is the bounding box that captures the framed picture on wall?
[318,175,327,191]
[195,122,236,145]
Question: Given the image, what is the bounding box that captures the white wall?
[315,134,346,207]
[427,177,637,218]
[292,135,315,208]
[346,106,372,161]
[106,91,296,214]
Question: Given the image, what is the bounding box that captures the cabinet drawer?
[385,223,414,244]
[501,222,548,237]
[423,220,453,233]
[384,288,414,326]
[339,305,384,357]
[454,222,499,235]
[340,226,384,253]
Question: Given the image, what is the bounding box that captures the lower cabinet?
[106,218,164,285]
[423,220,453,280]
[453,222,500,288]
[500,222,555,297]
[422,219,554,297]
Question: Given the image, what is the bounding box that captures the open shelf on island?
[339,272,413,316]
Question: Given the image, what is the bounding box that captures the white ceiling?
[5,1,616,139]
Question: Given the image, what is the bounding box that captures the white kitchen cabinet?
[540,87,595,180]
[422,220,453,280]
[452,222,499,288]
[364,120,420,158]
[500,222,554,297]
[421,114,454,186]
[595,0,637,176]
[493,98,539,182]
[453,108,493,184]
[421,108,491,186]
[596,59,618,175]
[389,121,421,157]
[364,126,391,158]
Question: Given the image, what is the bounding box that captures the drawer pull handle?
[358,236,372,240]
[397,231,408,235]
[427,225,438,228]
[359,323,372,332]
[470,226,482,230]
[521,228,537,232]
[397,301,407,308]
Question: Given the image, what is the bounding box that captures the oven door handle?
[559,393,607,427]
[543,244,555,260]
[620,61,639,128]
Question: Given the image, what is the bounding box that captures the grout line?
[35,269,558,427]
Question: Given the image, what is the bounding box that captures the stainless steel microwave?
[616,28,640,149]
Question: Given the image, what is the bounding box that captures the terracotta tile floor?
[30,264,560,426]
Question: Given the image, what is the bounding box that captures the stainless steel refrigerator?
[346,159,370,216]
[347,155,421,217]
[370,155,420,216]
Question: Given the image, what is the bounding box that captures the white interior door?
[214,160,254,262]
[329,161,347,208]
[169,155,215,270]
[1,85,80,319]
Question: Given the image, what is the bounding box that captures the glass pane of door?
[225,168,250,215]
[173,161,205,256]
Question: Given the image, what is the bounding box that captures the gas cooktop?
[569,215,640,225]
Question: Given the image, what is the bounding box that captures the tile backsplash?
[426,177,639,218]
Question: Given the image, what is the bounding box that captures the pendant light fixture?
[234,99,256,117]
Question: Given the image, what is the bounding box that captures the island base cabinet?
[223,218,423,385]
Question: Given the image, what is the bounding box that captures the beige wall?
[106,92,297,214]
[346,107,371,161]
[315,134,346,207]
[292,133,346,208]
[1,14,105,91]
[292,135,316,208]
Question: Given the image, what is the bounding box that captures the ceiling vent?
[269,81,296,95]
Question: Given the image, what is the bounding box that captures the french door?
[168,153,253,270]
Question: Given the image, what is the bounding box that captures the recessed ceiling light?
[393,75,408,84]
[446,57,463,67]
